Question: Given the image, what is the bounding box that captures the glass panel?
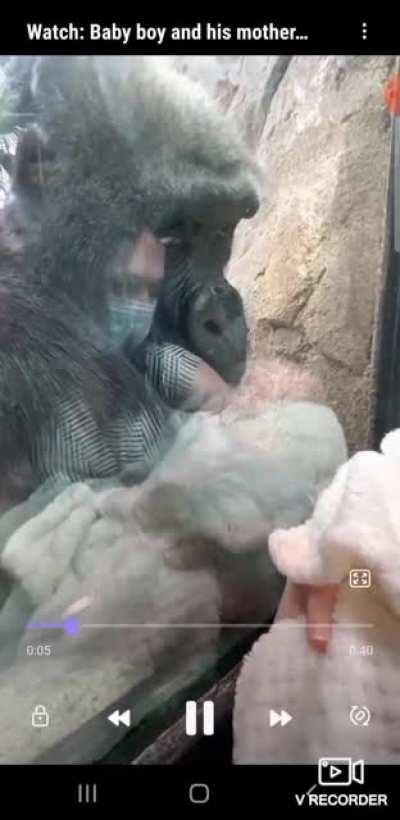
[0,54,394,765]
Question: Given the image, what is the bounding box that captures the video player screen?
[0,14,399,813]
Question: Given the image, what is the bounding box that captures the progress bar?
[26,620,375,634]
[81,622,375,629]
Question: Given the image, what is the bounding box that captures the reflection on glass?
[0,54,393,765]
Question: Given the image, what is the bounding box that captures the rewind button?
[107,709,131,728]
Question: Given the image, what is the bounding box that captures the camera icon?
[318,757,365,787]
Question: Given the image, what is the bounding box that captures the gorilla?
[0,56,260,503]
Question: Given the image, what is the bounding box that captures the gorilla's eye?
[203,318,222,335]
[158,218,188,244]
[160,236,182,246]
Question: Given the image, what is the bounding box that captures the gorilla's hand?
[137,340,233,413]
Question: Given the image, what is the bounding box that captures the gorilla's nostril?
[204,318,222,335]
[240,192,259,220]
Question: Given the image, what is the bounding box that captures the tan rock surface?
[175,55,395,451]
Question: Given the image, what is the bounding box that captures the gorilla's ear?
[13,124,55,194]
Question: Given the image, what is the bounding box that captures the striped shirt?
[28,300,201,483]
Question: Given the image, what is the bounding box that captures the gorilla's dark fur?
[0,56,260,498]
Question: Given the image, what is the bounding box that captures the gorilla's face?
[12,56,260,382]
[153,234,249,386]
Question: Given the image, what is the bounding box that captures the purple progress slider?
[26,617,81,635]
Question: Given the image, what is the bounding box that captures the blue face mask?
[109,297,200,411]
[108,298,156,348]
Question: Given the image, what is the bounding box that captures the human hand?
[275,580,339,653]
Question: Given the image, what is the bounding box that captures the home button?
[189,783,210,804]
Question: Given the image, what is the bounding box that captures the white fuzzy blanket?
[0,400,346,763]
[234,429,400,765]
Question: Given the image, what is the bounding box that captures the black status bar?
[0,15,399,55]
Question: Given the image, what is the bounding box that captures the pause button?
[185,700,214,736]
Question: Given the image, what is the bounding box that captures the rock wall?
[174,55,396,452]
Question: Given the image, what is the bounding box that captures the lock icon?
[32,704,50,728]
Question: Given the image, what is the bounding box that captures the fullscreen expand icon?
[349,569,372,589]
